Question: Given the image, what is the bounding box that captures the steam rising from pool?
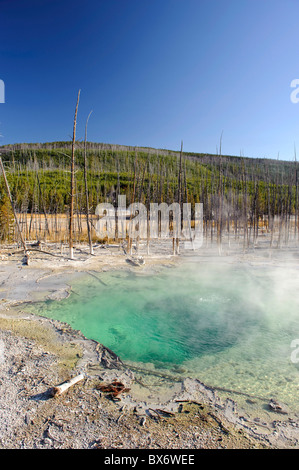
[32,260,299,412]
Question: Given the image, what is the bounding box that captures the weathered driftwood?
[50,373,85,397]
[155,408,175,417]
[30,248,66,259]
[148,408,161,420]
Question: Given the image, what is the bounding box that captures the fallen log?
[30,248,67,259]
[148,408,163,421]
[50,373,85,397]
[86,271,108,286]
[155,408,175,417]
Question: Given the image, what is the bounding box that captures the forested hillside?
[0,141,298,249]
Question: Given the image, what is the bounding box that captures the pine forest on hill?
[0,140,298,251]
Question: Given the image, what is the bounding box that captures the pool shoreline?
[1,243,299,448]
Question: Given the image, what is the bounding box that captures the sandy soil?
[0,239,299,449]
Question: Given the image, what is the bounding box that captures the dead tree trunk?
[36,166,50,238]
[128,150,137,254]
[69,90,80,260]
[175,141,183,255]
[84,110,94,255]
[50,374,85,397]
[0,156,27,254]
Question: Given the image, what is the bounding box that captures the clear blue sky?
[1,0,299,160]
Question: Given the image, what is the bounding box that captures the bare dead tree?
[69,90,80,259]
[35,164,50,238]
[217,132,223,255]
[0,156,27,253]
[174,140,183,255]
[84,110,94,255]
[294,146,298,242]
[128,149,137,254]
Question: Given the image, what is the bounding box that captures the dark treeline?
[0,141,298,251]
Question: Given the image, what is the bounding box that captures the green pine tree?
[0,193,14,242]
